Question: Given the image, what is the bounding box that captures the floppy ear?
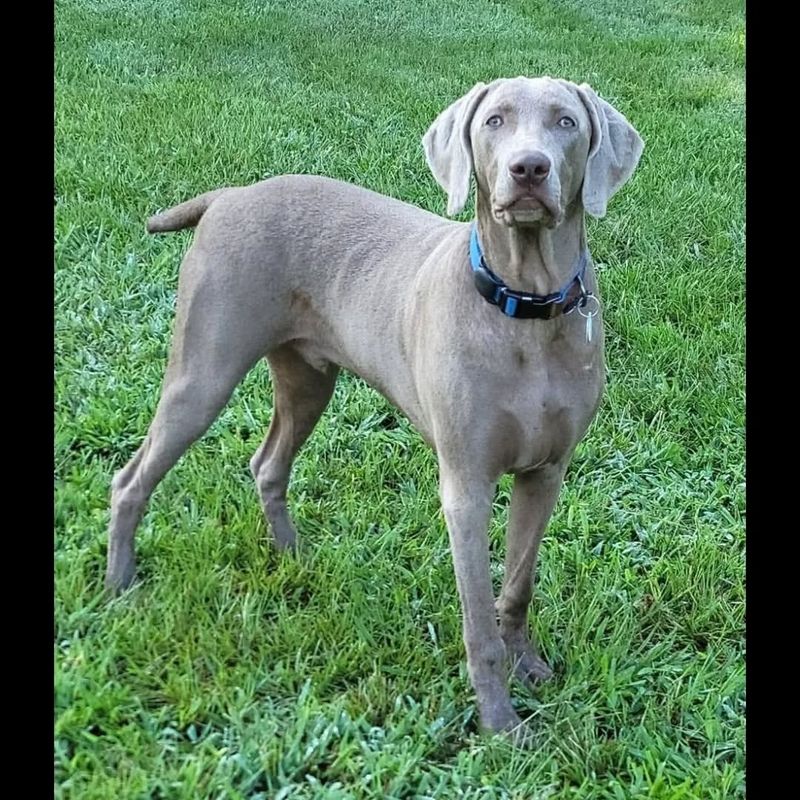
[422,82,490,216]
[575,84,644,218]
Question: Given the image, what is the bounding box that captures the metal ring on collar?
[577,294,600,318]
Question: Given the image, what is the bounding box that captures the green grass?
[55,0,745,797]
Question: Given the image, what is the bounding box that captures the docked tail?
[146,188,230,233]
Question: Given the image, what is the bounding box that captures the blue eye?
[558,116,576,128]
[486,115,504,128]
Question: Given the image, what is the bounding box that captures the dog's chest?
[496,343,604,472]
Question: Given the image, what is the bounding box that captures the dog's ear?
[575,84,644,219]
[422,82,490,216]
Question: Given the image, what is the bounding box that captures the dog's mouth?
[493,194,561,227]
[509,197,544,212]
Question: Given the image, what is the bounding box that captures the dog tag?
[577,295,600,345]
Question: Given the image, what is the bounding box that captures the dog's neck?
[475,190,587,294]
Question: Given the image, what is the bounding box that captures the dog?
[105,76,643,739]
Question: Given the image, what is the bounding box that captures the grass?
[55,0,745,797]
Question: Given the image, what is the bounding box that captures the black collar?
[469,223,592,319]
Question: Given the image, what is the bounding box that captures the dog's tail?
[146,188,230,233]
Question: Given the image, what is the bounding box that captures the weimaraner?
[105,76,643,740]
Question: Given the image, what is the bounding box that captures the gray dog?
[105,76,643,739]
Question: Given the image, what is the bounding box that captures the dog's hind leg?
[250,345,339,550]
[105,248,276,592]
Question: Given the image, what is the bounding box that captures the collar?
[469,222,592,319]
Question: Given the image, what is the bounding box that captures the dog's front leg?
[438,462,524,738]
[496,464,567,687]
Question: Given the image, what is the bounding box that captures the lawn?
[55,1,745,798]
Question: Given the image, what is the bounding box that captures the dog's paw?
[478,699,522,734]
[512,649,554,685]
[478,704,534,747]
[104,566,137,595]
[502,719,535,748]
[105,550,137,595]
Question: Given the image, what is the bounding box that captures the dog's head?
[422,76,643,226]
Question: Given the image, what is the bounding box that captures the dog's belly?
[290,335,436,445]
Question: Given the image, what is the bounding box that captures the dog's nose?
[508,152,551,186]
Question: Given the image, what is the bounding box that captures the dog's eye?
[558,116,576,128]
[485,115,504,128]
